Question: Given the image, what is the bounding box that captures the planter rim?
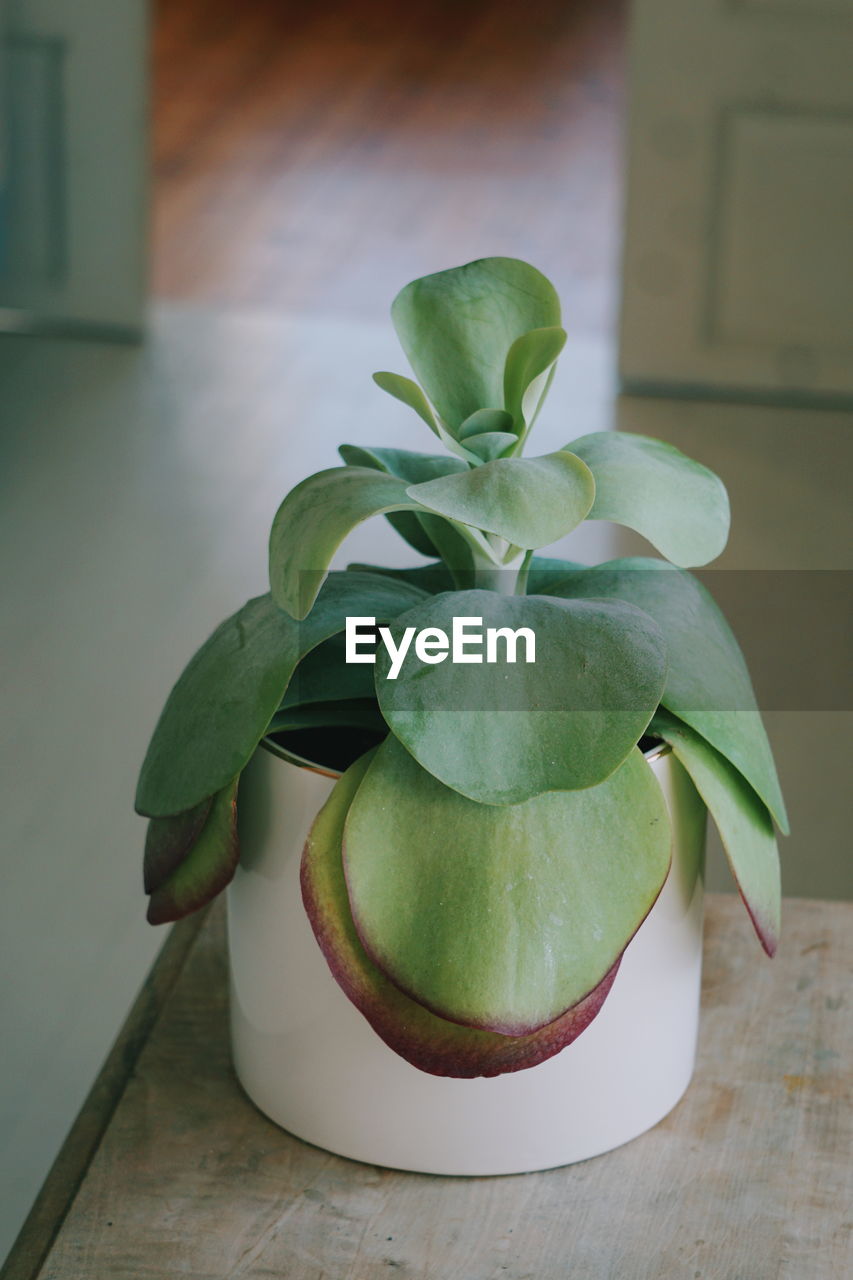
[259,733,672,778]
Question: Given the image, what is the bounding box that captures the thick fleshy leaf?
[391,257,561,432]
[343,737,670,1033]
[566,432,730,568]
[458,408,516,439]
[527,363,557,434]
[525,555,588,594]
[333,448,494,567]
[652,710,781,955]
[355,544,479,598]
[388,512,439,559]
[462,432,519,463]
[540,559,788,832]
[407,451,595,550]
[375,590,666,804]
[136,573,426,817]
[371,371,440,434]
[268,699,385,734]
[143,795,213,895]
[338,443,468,558]
[137,594,297,818]
[338,444,467,485]
[301,753,620,1077]
[415,512,482,582]
[371,371,476,461]
[283,632,376,707]
[147,776,239,924]
[504,326,567,432]
[269,467,423,619]
[347,561,457,595]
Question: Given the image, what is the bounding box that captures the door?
[0,0,147,336]
[619,0,853,403]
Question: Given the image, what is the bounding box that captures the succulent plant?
[136,258,786,1077]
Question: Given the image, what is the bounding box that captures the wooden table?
[5,894,851,1280]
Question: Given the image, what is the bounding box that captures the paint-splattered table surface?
[5,894,851,1280]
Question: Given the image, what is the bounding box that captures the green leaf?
[268,699,386,734]
[525,555,587,594]
[137,594,298,818]
[415,512,482,582]
[390,257,561,433]
[504,326,567,433]
[565,432,730,568]
[539,559,788,832]
[652,710,781,955]
[462,432,519,463]
[372,371,475,461]
[458,408,517,439]
[338,444,467,485]
[269,467,422,618]
[407,451,595,550]
[146,776,239,924]
[338,443,470,558]
[143,795,213,895]
[526,362,557,434]
[371,371,440,435]
[388,511,442,559]
[343,737,670,1033]
[302,752,621,1077]
[136,573,427,817]
[375,590,666,804]
[347,561,457,595]
[282,631,375,707]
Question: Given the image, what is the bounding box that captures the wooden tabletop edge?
[0,909,209,1280]
[4,891,849,1279]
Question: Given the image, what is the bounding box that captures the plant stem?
[514,549,533,595]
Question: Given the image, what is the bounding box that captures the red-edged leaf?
[147,776,239,924]
[143,796,213,894]
[300,754,620,1078]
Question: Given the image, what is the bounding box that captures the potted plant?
[136,257,786,1175]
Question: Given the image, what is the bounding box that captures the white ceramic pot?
[228,741,706,1176]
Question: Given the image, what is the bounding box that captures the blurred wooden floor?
[152,0,625,332]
